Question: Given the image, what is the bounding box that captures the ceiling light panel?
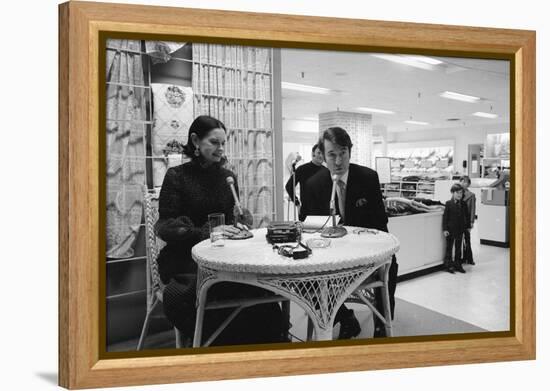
[440,91,481,103]
[472,111,498,119]
[371,54,438,70]
[281,82,332,95]
[404,120,430,125]
[356,107,395,114]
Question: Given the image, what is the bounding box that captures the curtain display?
[145,41,186,64]
[192,43,275,227]
[105,39,147,259]
[150,83,194,187]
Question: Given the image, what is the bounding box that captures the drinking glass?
[208,213,225,247]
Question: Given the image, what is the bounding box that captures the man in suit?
[301,126,398,338]
[285,143,328,221]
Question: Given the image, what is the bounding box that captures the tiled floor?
[396,243,510,332]
[286,238,510,340]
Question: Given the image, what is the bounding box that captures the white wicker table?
[191,227,400,346]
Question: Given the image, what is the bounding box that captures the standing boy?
[460,176,476,265]
[443,183,470,274]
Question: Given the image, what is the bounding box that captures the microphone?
[291,154,302,169]
[225,177,254,240]
[321,174,347,238]
[226,177,243,216]
[329,174,338,216]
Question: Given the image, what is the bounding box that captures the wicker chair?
[139,190,290,348]
[137,190,184,350]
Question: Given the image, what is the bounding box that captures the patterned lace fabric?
[106,39,146,259]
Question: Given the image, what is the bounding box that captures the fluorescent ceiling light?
[356,107,395,114]
[472,112,498,119]
[301,117,319,121]
[281,82,331,94]
[440,91,481,103]
[405,120,430,125]
[371,54,439,70]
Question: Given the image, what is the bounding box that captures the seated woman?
[155,115,286,346]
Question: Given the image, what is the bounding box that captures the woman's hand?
[222,224,241,237]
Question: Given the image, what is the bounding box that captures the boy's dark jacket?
[443,199,470,236]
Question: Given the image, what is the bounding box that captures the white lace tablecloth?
[192,227,400,275]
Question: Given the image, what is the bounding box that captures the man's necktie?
[337,179,346,222]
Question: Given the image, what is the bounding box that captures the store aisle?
[396,244,510,332]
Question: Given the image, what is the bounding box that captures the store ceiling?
[281,49,510,133]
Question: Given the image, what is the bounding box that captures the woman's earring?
[194,147,200,157]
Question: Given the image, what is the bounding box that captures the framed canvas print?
[59,1,535,389]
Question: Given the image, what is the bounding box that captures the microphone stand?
[291,162,298,221]
[321,176,347,238]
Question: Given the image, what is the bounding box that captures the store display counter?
[388,211,446,277]
[478,188,509,247]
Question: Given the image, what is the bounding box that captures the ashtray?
[306,237,331,248]
[226,230,254,240]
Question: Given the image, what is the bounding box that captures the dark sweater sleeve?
[285,175,295,201]
[155,167,210,243]
[463,202,471,229]
[443,202,450,231]
[470,194,476,225]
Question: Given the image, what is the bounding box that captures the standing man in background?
[285,143,327,221]
[301,127,399,338]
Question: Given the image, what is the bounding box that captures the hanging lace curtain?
[105,39,147,258]
[192,43,274,227]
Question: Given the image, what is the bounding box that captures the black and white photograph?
[4,0,548,389]
[104,38,511,352]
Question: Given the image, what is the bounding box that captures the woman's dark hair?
[183,115,227,159]
[450,183,464,193]
[311,143,320,153]
[317,127,353,156]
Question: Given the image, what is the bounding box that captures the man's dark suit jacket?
[300,163,388,232]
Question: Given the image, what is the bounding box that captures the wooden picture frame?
[59,1,535,388]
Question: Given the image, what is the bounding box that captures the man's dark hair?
[460,175,472,185]
[318,127,353,155]
[311,143,320,154]
[450,183,464,193]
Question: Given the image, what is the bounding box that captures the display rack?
[481,157,510,178]
[381,180,436,199]
[192,43,276,227]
